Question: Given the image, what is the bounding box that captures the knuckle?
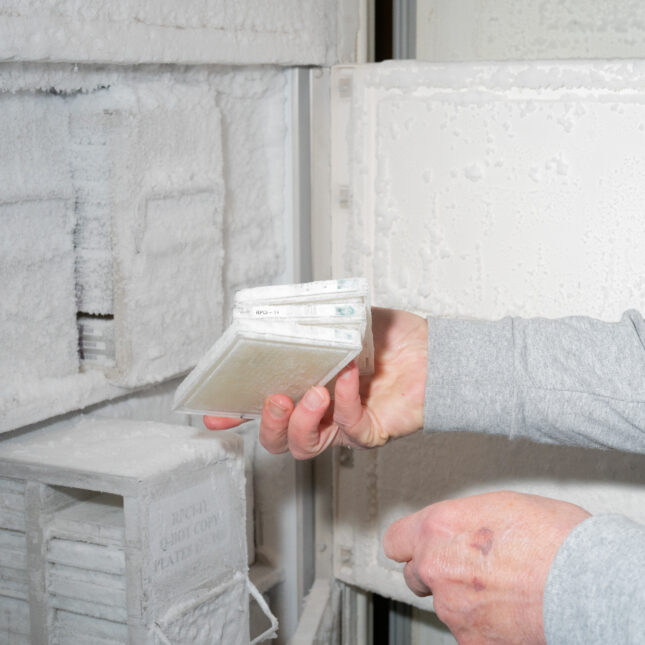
[420,512,438,536]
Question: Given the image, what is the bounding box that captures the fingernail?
[268,399,288,419]
[302,387,324,411]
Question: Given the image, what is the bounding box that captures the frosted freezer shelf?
[173,320,362,418]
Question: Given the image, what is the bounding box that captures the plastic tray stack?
[47,494,127,645]
[0,476,29,645]
[174,278,374,418]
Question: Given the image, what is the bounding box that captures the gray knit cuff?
[423,317,516,437]
[544,514,645,644]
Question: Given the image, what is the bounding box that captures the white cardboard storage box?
[0,420,249,645]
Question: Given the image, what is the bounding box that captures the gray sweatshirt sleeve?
[423,310,645,644]
[543,514,645,644]
[424,309,645,452]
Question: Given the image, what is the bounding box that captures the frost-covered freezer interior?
[5,1,645,643]
[0,2,363,643]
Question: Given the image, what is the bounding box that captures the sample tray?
[174,320,362,418]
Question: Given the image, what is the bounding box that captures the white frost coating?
[0,419,241,482]
[0,93,77,389]
[0,596,30,639]
[48,539,125,575]
[0,420,250,642]
[334,61,645,320]
[0,371,128,435]
[0,476,25,535]
[47,495,126,629]
[50,595,127,626]
[215,68,289,307]
[0,481,29,638]
[98,81,225,387]
[50,495,125,546]
[332,60,645,608]
[69,95,117,315]
[0,530,27,569]
[418,0,645,62]
[53,610,128,642]
[155,573,251,645]
[49,563,126,607]
[0,0,346,66]
[86,378,188,427]
[1,64,290,434]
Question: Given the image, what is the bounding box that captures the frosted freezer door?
[328,60,645,609]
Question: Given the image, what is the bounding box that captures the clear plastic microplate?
[173,320,362,418]
[234,277,369,305]
[233,301,366,329]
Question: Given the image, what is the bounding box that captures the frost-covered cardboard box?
[0,420,250,644]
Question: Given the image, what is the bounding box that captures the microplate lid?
[173,320,362,418]
[234,277,369,305]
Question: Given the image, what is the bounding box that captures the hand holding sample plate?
[173,278,373,419]
[201,302,429,460]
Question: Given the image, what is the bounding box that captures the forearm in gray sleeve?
[543,515,645,644]
[424,310,645,452]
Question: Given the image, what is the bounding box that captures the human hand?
[204,307,428,459]
[383,491,591,645]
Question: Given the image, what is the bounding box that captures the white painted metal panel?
[417,0,645,61]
